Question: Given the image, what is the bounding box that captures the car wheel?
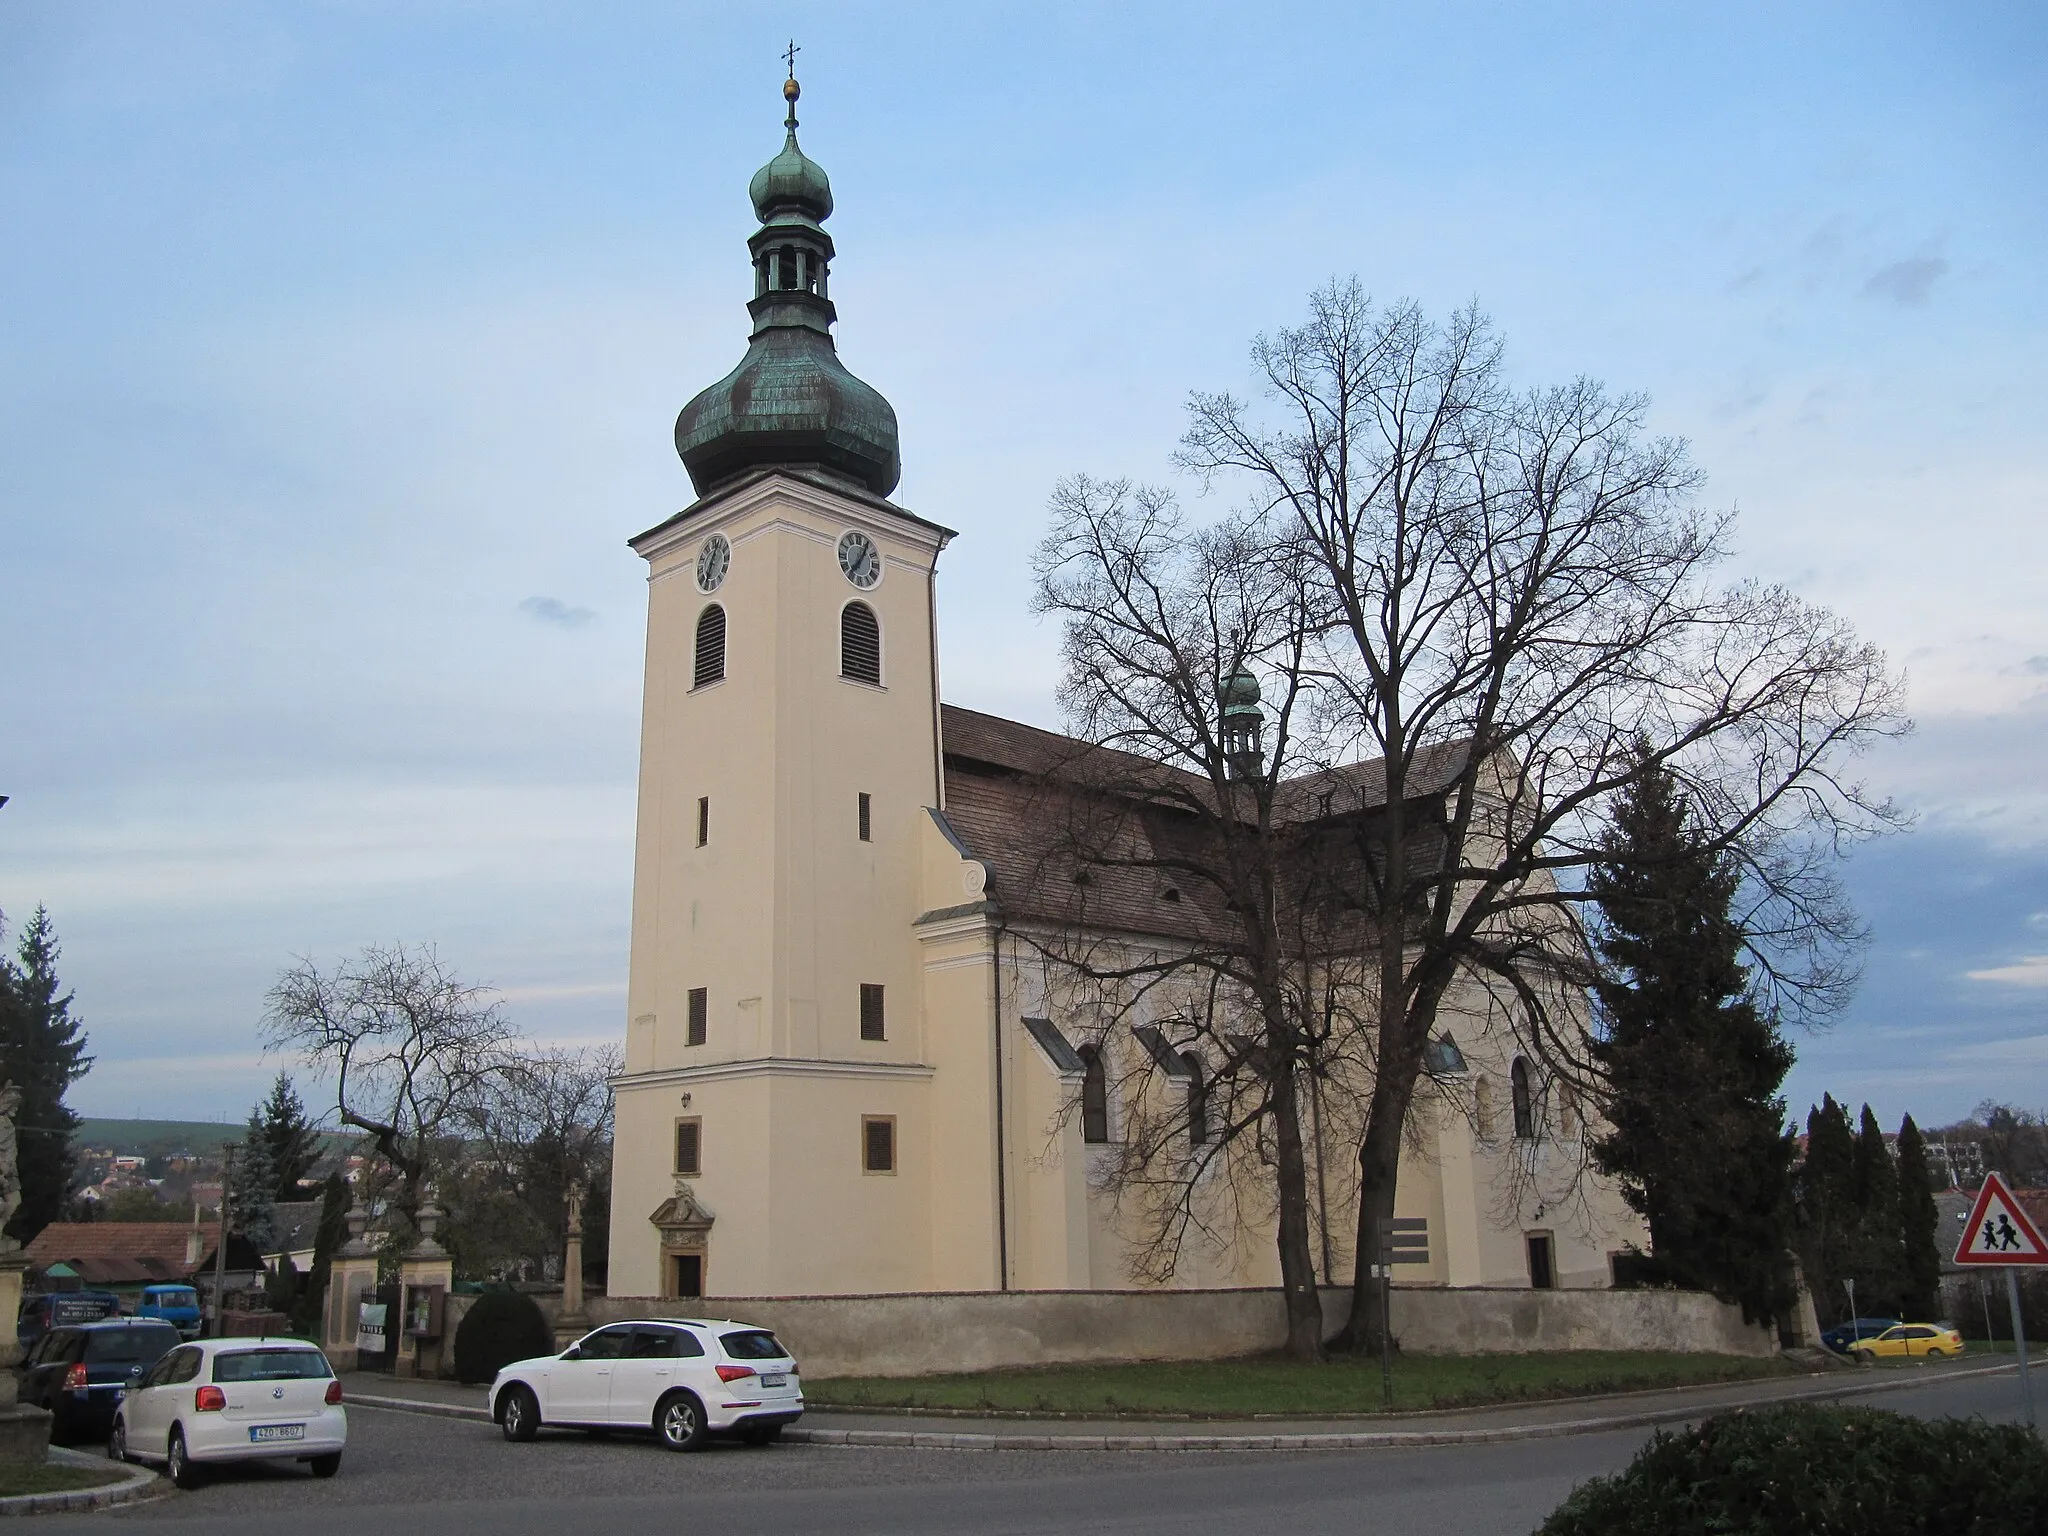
[1852,1348,1875,1364]
[1925,1347,1946,1359]
[655,1392,706,1453]
[740,1424,783,1447]
[106,1418,128,1465]
[309,1452,342,1479]
[167,1428,205,1491]
[500,1385,540,1443]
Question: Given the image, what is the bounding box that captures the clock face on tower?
[695,533,731,593]
[837,529,882,589]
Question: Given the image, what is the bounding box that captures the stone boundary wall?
[495,1285,1774,1378]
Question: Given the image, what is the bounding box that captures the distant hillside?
[77,1118,243,1155]
[77,1118,354,1158]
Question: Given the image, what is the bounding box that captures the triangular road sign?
[1954,1171,2048,1266]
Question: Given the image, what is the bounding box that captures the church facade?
[606,78,1646,1303]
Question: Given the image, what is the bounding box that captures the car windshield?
[212,1348,332,1382]
[84,1327,179,1364]
[719,1330,787,1360]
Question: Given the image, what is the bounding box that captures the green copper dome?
[748,129,833,223]
[675,76,899,499]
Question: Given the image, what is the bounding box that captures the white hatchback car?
[109,1337,345,1488]
[490,1318,802,1451]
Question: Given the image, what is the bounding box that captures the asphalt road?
[41,1367,2033,1536]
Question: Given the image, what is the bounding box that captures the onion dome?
[675,72,901,499]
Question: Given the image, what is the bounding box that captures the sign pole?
[1378,1260,1393,1410]
[2008,1266,2035,1430]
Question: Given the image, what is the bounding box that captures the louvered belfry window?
[687,987,708,1047]
[860,983,885,1041]
[694,604,726,688]
[840,601,880,685]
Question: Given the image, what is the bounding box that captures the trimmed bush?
[452,1291,555,1385]
[1538,1404,2048,1535]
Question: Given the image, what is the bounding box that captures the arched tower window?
[1078,1044,1109,1144]
[1511,1057,1536,1140]
[1474,1077,1495,1140]
[840,600,881,685]
[694,604,727,688]
[1182,1052,1209,1145]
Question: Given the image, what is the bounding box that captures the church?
[605,75,1646,1305]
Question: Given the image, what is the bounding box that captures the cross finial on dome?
[782,40,801,129]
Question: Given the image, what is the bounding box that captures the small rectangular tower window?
[697,796,710,847]
[858,792,872,842]
[674,1118,701,1176]
[859,983,885,1042]
[862,1116,896,1174]
[687,987,708,1047]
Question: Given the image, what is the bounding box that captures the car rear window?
[719,1330,787,1361]
[85,1326,180,1364]
[148,1289,197,1307]
[212,1348,332,1382]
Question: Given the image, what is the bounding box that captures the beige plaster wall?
[555,1285,1774,1377]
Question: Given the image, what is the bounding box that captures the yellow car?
[1849,1323,1965,1361]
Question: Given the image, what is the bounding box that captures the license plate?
[759,1373,787,1388]
[249,1425,305,1443]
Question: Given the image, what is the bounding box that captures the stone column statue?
[0,1083,48,1455]
[0,1082,22,1251]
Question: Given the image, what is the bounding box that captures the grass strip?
[0,1462,130,1497]
[807,1349,1803,1417]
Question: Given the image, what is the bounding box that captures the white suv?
[490,1318,802,1451]
[109,1337,346,1488]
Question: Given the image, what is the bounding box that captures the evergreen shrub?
[452,1290,555,1385]
[1537,1404,2048,1535]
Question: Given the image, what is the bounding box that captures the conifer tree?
[1798,1095,1859,1318]
[1589,758,1798,1323]
[1850,1103,1908,1314]
[1895,1114,1942,1321]
[254,1072,322,1200]
[0,907,92,1242]
[229,1117,279,1257]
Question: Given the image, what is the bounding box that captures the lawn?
[806,1350,1803,1417]
[0,1462,131,1498]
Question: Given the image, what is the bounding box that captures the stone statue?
[0,1082,21,1251]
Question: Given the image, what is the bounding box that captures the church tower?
[608,71,980,1301]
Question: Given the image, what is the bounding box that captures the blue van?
[135,1284,202,1340]
[17,1290,121,1353]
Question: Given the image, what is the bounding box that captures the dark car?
[16,1290,121,1354]
[18,1318,183,1444]
[1820,1317,1902,1354]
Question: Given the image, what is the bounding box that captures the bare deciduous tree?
[262,943,515,1229]
[1173,282,1909,1350]
[458,1043,619,1280]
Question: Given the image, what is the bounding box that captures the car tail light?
[63,1363,88,1392]
[715,1364,756,1384]
[195,1385,226,1412]
[325,1380,344,1406]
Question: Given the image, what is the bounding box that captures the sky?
[1,1,2044,1130]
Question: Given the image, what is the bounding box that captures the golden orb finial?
[784,76,800,103]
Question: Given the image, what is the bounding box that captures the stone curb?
[351,1392,494,1423]
[348,1361,2018,1452]
[0,1449,163,1517]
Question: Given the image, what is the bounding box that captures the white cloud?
[1964,957,2048,988]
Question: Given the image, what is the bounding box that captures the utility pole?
[210,1142,236,1338]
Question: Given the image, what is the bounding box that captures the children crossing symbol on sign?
[1953,1171,2048,1266]
[1949,1170,2044,1432]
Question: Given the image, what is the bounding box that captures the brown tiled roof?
[937,704,1455,945]
[26,1222,220,1275]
